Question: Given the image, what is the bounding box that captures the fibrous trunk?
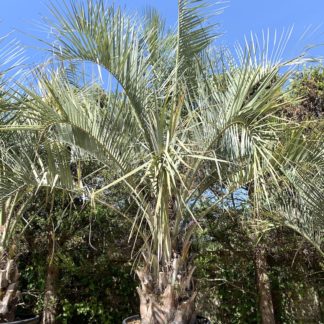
[0,252,20,322]
[136,257,196,324]
[254,244,275,324]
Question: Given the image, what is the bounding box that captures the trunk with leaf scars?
[136,256,197,324]
[254,244,275,324]
[42,233,58,324]
[0,252,20,322]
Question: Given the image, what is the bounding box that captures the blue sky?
[0,0,323,64]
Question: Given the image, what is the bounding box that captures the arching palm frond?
[187,33,312,211]
[48,0,158,151]
[177,0,222,73]
[275,129,324,252]
[0,134,76,201]
[18,71,142,172]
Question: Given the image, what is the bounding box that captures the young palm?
[0,125,80,321]
[0,34,28,321]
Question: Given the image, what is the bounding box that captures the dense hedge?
[14,207,323,323]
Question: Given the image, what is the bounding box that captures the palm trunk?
[42,233,58,324]
[136,257,196,324]
[254,244,275,324]
[0,254,20,322]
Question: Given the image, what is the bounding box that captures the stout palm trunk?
[137,259,196,323]
[0,252,20,322]
[254,244,275,324]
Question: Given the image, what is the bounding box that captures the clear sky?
[0,0,323,64]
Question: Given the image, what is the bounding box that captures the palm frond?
[177,0,222,72]
[0,133,77,201]
[48,0,157,150]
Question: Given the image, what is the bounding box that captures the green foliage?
[194,215,323,323]
[15,205,323,323]
[286,66,324,120]
[16,199,138,323]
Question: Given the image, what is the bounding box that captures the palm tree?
[0,126,79,322]
[0,33,28,321]
[0,182,30,321]
[3,1,323,323]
